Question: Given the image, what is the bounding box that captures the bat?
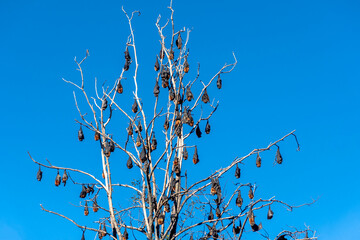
[62,170,68,186]
[80,185,87,198]
[202,88,210,103]
[151,133,157,150]
[235,164,240,179]
[236,191,243,207]
[140,146,147,163]
[192,146,199,164]
[186,87,194,101]
[183,147,188,160]
[217,74,222,89]
[276,148,283,164]
[94,131,100,141]
[248,187,254,200]
[184,58,189,73]
[256,152,261,168]
[101,98,107,110]
[137,120,143,132]
[127,121,133,136]
[126,157,133,169]
[176,32,182,49]
[36,166,42,181]
[205,120,210,134]
[169,49,174,60]
[208,208,214,220]
[169,87,175,101]
[84,201,89,216]
[78,126,84,141]
[136,133,141,147]
[164,116,169,130]
[267,205,274,219]
[132,100,138,113]
[196,124,202,138]
[92,199,99,212]
[154,57,160,71]
[117,80,123,94]
[153,81,160,97]
[55,170,61,186]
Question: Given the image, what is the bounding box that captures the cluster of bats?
[34,27,293,240]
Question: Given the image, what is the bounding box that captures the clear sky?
[1,0,360,239]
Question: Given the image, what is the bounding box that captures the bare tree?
[29,2,317,240]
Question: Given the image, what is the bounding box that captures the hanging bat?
[184,58,189,73]
[123,60,130,71]
[205,120,210,134]
[55,170,61,187]
[92,199,99,212]
[202,88,210,103]
[235,164,240,179]
[117,80,123,94]
[186,87,194,101]
[158,213,165,225]
[84,201,89,216]
[217,74,222,89]
[124,46,131,61]
[159,48,164,59]
[251,223,262,232]
[36,166,42,181]
[140,146,147,163]
[162,78,169,88]
[127,121,133,136]
[175,123,182,137]
[103,141,111,157]
[137,120,143,132]
[173,157,179,166]
[132,100,138,113]
[136,133,141,147]
[192,146,199,164]
[183,147,188,160]
[153,81,160,97]
[94,131,100,141]
[256,152,262,168]
[169,49,174,60]
[196,124,202,138]
[80,185,87,198]
[87,184,94,195]
[277,235,287,240]
[176,32,182,49]
[169,87,175,101]
[247,208,255,226]
[164,201,170,212]
[123,227,129,240]
[112,227,117,239]
[233,219,241,235]
[236,191,243,207]
[164,116,169,130]
[109,139,115,152]
[208,207,214,220]
[126,157,133,169]
[62,170,68,186]
[154,56,160,71]
[216,206,221,218]
[174,93,182,105]
[248,187,254,200]
[81,230,85,240]
[276,147,283,164]
[151,133,157,151]
[267,205,274,219]
[78,126,84,141]
[101,98,107,110]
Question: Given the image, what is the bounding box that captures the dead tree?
[29,2,317,240]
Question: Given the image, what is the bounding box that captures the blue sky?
[1,0,360,239]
